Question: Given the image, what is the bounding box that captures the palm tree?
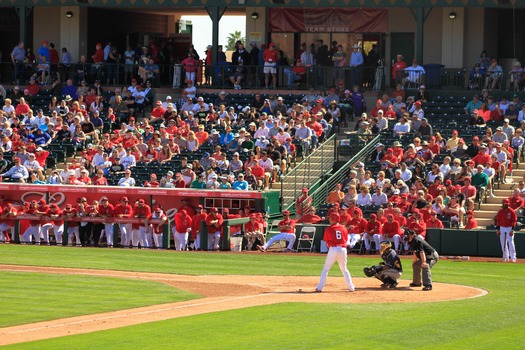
[226,31,245,51]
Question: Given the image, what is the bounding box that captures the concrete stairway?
[274,140,336,209]
[476,163,525,228]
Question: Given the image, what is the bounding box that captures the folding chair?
[296,226,316,252]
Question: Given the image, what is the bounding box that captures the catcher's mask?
[379,240,391,254]
[403,229,416,243]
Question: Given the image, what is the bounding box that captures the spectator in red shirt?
[471,144,491,166]
[426,211,444,229]
[464,210,478,229]
[263,43,279,89]
[144,173,160,187]
[461,177,477,208]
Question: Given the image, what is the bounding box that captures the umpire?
[405,229,439,291]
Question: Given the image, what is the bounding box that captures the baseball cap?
[302,187,309,193]
[503,199,510,204]
[329,213,340,222]
[121,196,129,201]
[137,199,145,204]
[211,207,219,212]
[282,210,290,215]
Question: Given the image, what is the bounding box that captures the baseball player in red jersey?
[382,214,402,253]
[494,199,518,262]
[190,205,207,250]
[36,200,50,244]
[133,199,151,248]
[22,201,41,244]
[258,210,296,252]
[62,204,81,246]
[366,214,383,254]
[173,209,192,251]
[245,213,265,250]
[315,213,355,292]
[148,207,168,248]
[0,203,17,243]
[47,204,64,245]
[40,203,61,245]
[205,207,224,251]
[98,197,115,247]
[114,196,133,247]
[346,210,367,250]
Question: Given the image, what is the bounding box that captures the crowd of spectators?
[0,72,350,188]
[292,86,525,253]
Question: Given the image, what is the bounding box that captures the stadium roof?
[1,0,522,8]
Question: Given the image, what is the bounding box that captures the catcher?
[363,240,403,289]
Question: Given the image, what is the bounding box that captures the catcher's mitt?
[363,266,378,277]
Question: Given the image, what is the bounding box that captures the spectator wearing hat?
[262,43,279,89]
[232,173,249,190]
[118,169,135,187]
[416,84,430,103]
[181,52,199,86]
[206,173,220,189]
[1,157,29,182]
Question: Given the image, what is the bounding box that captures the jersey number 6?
[335,230,342,240]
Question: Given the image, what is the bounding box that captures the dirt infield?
[0,265,487,346]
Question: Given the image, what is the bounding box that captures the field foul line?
[3,293,271,335]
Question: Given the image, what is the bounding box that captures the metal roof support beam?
[410,7,432,64]
[15,5,33,44]
[206,6,227,66]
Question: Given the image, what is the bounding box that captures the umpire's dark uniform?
[410,235,439,290]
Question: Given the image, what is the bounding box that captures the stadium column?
[410,7,433,64]
[206,6,227,66]
[15,5,33,45]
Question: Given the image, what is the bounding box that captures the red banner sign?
[269,8,388,33]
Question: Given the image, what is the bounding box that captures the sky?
[181,15,246,58]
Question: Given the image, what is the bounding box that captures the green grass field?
[1,245,524,349]
[0,271,199,328]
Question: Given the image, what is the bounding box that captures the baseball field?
[0,244,523,349]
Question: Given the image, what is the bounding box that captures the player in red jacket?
[205,207,224,251]
[114,196,133,248]
[98,197,115,247]
[258,210,296,252]
[382,214,402,253]
[345,210,367,250]
[62,203,80,246]
[365,214,383,254]
[148,206,168,249]
[315,213,355,293]
[494,199,518,262]
[173,209,192,251]
[0,203,17,243]
[21,201,41,244]
[245,213,265,250]
[190,205,207,250]
[133,199,151,248]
